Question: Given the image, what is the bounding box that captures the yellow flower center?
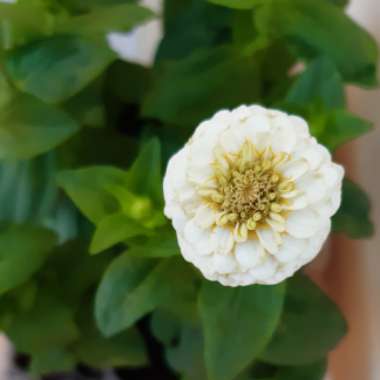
[199,141,295,235]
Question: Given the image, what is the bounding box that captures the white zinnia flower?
[163,105,344,287]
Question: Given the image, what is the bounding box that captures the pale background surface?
[0,0,379,379]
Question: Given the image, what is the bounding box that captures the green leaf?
[5,292,79,354]
[59,0,139,14]
[0,154,55,223]
[286,58,345,109]
[90,212,149,254]
[105,60,152,104]
[318,110,372,151]
[6,35,115,103]
[157,0,231,61]
[199,281,285,380]
[239,360,326,380]
[0,224,56,295]
[0,153,82,242]
[0,3,52,49]
[0,94,79,160]
[57,4,154,36]
[260,275,346,365]
[41,240,111,306]
[30,348,76,376]
[95,255,194,336]
[143,46,260,127]
[125,138,163,204]
[333,179,374,238]
[208,0,260,9]
[209,0,347,9]
[273,360,327,380]
[127,226,179,258]
[74,302,147,369]
[75,327,147,369]
[150,309,182,346]
[167,326,208,380]
[254,0,378,85]
[329,0,348,6]
[57,166,127,224]
[0,72,13,108]
[64,77,106,128]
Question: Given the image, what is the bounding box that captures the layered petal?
[163,105,343,287]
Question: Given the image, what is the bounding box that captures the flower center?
[199,141,295,233]
[221,165,281,223]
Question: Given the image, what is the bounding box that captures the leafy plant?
[0,0,376,379]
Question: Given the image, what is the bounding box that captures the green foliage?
[73,302,147,369]
[208,0,262,9]
[199,281,285,380]
[286,58,346,109]
[5,35,115,104]
[0,225,56,295]
[57,166,127,223]
[273,360,327,380]
[253,0,378,86]
[59,138,166,253]
[317,110,372,151]
[30,348,76,376]
[260,275,347,365]
[0,0,376,378]
[0,94,79,159]
[0,3,52,48]
[167,325,208,380]
[5,291,79,354]
[143,46,261,127]
[333,179,374,238]
[95,255,195,336]
[56,4,154,36]
[283,58,373,151]
[157,0,232,61]
[209,0,348,9]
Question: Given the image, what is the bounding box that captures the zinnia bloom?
[163,105,344,286]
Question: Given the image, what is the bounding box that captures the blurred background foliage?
[0,0,377,379]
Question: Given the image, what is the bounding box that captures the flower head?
[163,105,344,286]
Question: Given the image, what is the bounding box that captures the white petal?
[168,205,187,231]
[267,218,286,233]
[187,162,213,184]
[298,143,330,171]
[193,205,216,228]
[219,127,244,154]
[242,113,271,133]
[286,209,323,239]
[213,109,233,125]
[248,105,267,114]
[288,115,309,138]
[163,147,188,200]
[179,187,199,214]
[281,159,309,180]
[184,219,213,255]
[163,104,343,287]
[248,256,277,282]
[211,227,234,255]
[297,174,327,204]
[286,194,308,210]
[231,105,250,121]
[313,190,341,218]
[270,115,297,153]
[319,163,344,189]
[189,139,215,166]
[235,240,263,270]
[276,235,308,263]
[257,228,280,254]
[212,254,237,274]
